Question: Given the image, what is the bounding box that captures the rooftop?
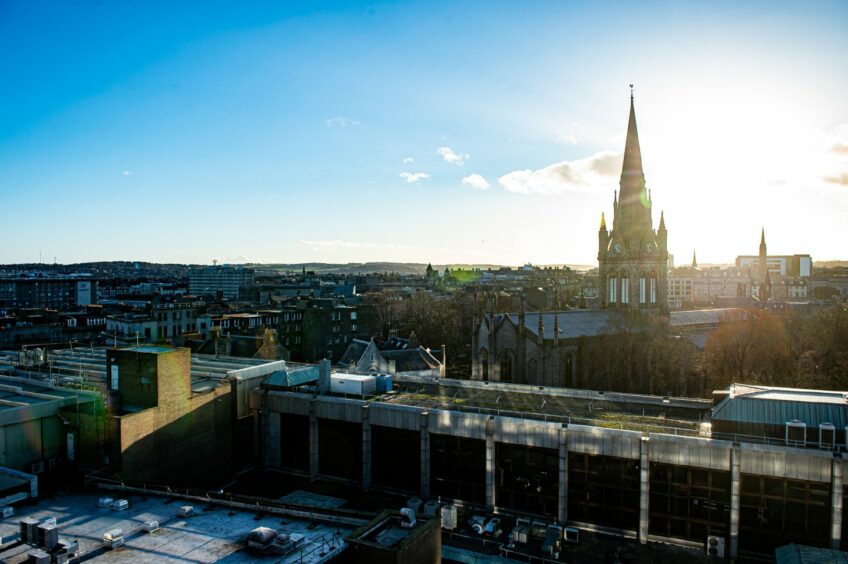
[0,347,280,394]
[384,378,711,435]
[0,490,353,563]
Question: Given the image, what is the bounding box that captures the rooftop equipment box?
[330,373,377,396]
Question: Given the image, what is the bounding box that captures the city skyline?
[2,1,848,266]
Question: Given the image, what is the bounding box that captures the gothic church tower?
[598,91,668,311]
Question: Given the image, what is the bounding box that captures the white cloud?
[326,116,360,127]
[462,173,491,191]
[436,146,469,165]
[399,172,430,183]
[297,239,403,251]
[122,170,133,176]
[403,156,414,163]
[498,151,621,195]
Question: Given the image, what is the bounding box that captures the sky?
[1,1,847,266]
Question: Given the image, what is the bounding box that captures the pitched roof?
[498,309,623,340]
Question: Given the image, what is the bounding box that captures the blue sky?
[2,1,847,265]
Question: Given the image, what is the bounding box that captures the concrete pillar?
[420,411,430,498]
[362,405,371,490]
[558,424,568,524]
[832,456,844,550]
[309,400,319,480]
[485,416,496,512]
[266,412,281,468]
[639,435,650,544]
[729,445,741,559]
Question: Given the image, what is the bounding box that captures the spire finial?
[629,83,634,101]
[600,212,606,230]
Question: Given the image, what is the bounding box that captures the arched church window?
[650,270,658,303]
[609,276,617,303]
[639,271,647,304]
[480,349,489,381]
[499,351,514,383]
[620,271,630,304]
[563,352,576,387]
[527,359,537,383]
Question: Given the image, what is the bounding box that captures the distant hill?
[251,262,595,275]
[2,261,595,276]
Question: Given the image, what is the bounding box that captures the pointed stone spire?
[600,212,606,230]
[759,228,767,253]
[621,91,644,181]
[553,314,559,345]
[692,250,698,268]
[659,210,666,231]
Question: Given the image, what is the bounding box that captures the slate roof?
[712,384,848,429]
[498,309,624,340]
[338,339,370,366]
[381,348,441,372]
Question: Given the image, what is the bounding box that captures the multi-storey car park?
[1,345,847,560]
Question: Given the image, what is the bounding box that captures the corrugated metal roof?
[670,308,742,327]
[775,543,848,564]
[713,385,848,428]
[264,365,319,388]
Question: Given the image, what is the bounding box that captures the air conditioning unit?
[30,461,45,474]
[144,521,159,533]
[706,535,726,557]
[785,420,806,446]
[819,423,836,449]
[440,505,458,531]
[0,506,14,518]
[564,526,580,544]
[178,505,194,518]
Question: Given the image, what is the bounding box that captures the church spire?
[692,249,697,268]
[621,90,644,181]
[600,212,606,230]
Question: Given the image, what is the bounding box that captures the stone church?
[472,93,673,386]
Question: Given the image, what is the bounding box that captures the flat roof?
[384,379,710,434]
[0,490,353,563]
[122,346,177,354]
[1,347,280,395]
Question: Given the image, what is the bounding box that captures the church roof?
[501,309,624,340]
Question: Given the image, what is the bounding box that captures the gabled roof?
[497,309,623,340]
[381,347,441,372]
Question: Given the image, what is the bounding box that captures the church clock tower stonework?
[598,91,668,311]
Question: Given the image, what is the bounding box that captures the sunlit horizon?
[1,1,847,266]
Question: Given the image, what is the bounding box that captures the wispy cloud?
[824,173,848,186]
[400,171,430,183]
[298,239,403,251]
[122,170,133,176]
[462,173,490,191]
[403,156,414,163]
[326,116,360,128]
[498,151,621,195]
[831,143,848,155]
[436,146,469,165]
